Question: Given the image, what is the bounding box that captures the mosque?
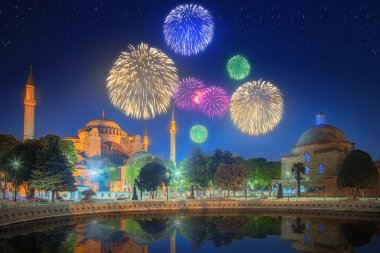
[280,112,380,196]
[21,66,177,200]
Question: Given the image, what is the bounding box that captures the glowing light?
[227,55,250,80]
[230,80,283,136]
[106,43,178,119]
[173,77,206,110]
[199,86,229,118]
[164,4,214,56]
[190,125,208,143]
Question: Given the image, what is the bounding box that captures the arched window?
[304,152,309,163]
[305,166,309,174]
[318,164,324,174]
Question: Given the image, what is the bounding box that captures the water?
[0,211,379,253]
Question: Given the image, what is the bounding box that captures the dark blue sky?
[0,0,379,162]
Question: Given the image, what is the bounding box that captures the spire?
[172,106,175,121]
[102,110,105,120]
[26,65,34,86]
[144,123,148,136]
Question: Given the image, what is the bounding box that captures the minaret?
[23,65,36,141]
[170,107,176,166]
[143,124,149,152]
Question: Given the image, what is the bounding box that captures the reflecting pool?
[0,212,379,253]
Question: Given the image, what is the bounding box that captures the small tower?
[143,124,149,152]
[23,65,36,141]
[170,107,177,166]
[316,112,326,126]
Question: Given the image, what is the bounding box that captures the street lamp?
[10,158,21,202]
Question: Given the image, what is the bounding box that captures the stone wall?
[0,200,379,227]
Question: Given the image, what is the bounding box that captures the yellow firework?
[230,80,283,136]
[106,43,178,119]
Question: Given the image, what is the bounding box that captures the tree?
[207,149,236,177]
[59,140,77,169]
[81,189,96,199]
[183,146,208,198]
[291,162,306,197]
[0,134,20,198]
[137,161,167,199]
[28,135,76,202]
[124,154,154,200]
[2,139,40,199]
[337,150,379,199]
[277,183,283,198]
[243,158,281,194]
[214,164,248,198]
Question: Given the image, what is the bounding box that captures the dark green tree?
[183,146,208,198]
[207,149,236,177]
[291,162,306,197]
[81,189,96,198]
[0,134,20,198]
[337,150,379,199]
[137,161,167,199]
[277,183,283,198]
[28,135,76,202]
[2,140,40,198]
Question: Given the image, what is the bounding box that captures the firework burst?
[199,86,229,118]
[230,80,283,136]
[173,77,206,110]
[164,4,214,56]
[106,43,178,119]
[190,125,208,143]
[227,55,250,80]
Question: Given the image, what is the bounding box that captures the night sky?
[1,0,379,162]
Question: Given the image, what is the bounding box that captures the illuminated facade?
[281,113,355,194]
[64,112,148,194]
[23,65,36,141]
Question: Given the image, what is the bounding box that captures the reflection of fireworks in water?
[199,86,229,118]
[230,80,283,136]
[164,4,214,56]
[106,43,178,119]
[190,125,208,143]
[173,77,206,110]
[227,55,251,80]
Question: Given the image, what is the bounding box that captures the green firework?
[190,125,208,143]
[227,55,250,80]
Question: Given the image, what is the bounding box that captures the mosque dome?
[84,118,122,130]
[80,111,126,136]
[296,113,350,147]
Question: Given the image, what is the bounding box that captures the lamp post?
[11,158,21,202]
[166,171,170,201]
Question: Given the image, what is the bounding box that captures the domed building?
[281,113,355,194]
[64,112,149,195]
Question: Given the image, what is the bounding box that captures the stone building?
[281,113,355,194]
[64,112,148,195]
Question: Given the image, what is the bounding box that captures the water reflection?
[0,213,378,253]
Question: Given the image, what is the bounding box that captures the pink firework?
[199,86,229,118]
[173,77,206,110]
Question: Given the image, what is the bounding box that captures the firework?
[227,55,250,80]
[164,4,214,56]
[230,80,283,136]
[190,125,208,143]
[173,77,206,110]
[106,43,178,119]
[199,86,229,118]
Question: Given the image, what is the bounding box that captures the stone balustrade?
[0,199,379,227]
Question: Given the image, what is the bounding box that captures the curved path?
[0,199,379,227]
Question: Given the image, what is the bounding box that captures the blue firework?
[164,4,214,56]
